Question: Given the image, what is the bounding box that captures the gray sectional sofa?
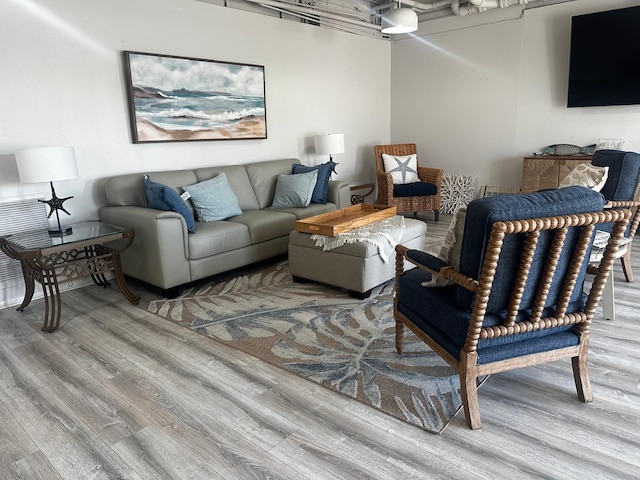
[98,158,350,296]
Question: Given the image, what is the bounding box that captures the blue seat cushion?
[456,186,605,313]
[397,268,581,365]
[592,149,640,202]
[393,182,438,198]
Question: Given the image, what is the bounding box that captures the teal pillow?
[292,160,337,204]
[144,176,196,233]
[272,170,318,208]
[182,172,242,222]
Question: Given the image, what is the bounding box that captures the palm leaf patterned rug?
[142,260,466,434]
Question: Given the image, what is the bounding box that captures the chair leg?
[621,247,634,283]
[434,210,440,222]
[571,340,593,402]
[460,351,481,429]
[395,320,405,354]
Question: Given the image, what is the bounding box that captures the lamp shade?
[381,8,418,34]
[315,133,345,156]
[15,147,78,184]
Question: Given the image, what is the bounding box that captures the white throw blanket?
[311,215,406,264]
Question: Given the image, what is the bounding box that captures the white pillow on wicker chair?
[382,153,420,184]
[558,163,609,192]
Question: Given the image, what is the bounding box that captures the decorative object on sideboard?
[539,143,596,156]
[381,2,418,34]
[14,146,78,237]
[596,138,625,150]
[123,51,267,143]
[439,173,477,214]
[314,133,344,174]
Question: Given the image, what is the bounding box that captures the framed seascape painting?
[123,51,267,143]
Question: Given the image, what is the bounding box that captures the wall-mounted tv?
[567,6,640,108]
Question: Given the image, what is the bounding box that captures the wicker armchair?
[394,186,630,429]
[374,144,443,221]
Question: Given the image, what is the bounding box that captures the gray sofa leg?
[163,287,180,299]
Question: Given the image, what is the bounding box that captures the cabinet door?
[558,159,590,186]
[522,158,559,193]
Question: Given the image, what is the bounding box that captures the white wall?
[0,0,390,306]
[390,0,640,189]
[0,0,390,213]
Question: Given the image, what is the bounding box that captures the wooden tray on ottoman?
[295,204,397,236]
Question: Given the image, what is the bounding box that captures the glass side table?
[0,221,140,332]
[350,183,375,205]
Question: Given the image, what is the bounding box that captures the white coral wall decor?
[440,174,477,214]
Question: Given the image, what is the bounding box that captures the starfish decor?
[40,182,74,235]
[388,157,417,183]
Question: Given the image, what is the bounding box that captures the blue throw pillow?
[182,172,243,222]
[292,160,337,204]
[144,176,196,233]
[272,170,318,208]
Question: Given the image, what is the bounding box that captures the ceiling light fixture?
[381,2,418,34]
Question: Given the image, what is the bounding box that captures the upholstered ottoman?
[288,217,427,298]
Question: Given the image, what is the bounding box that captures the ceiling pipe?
[259,4,383,37]
[243,0,381,29]
[451,0,526,16]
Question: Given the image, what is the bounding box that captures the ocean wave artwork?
[124,51,267,143]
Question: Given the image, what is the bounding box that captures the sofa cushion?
[227,210,297,244]
[292,161,336,203]
[183,173,243,222]
[187,221,251,260]
[268,202,336,220]
[144,176,196,233]
[245,158,298,209]
[194,165,260,211]
[272,170,318,208]
[104,171,199,208]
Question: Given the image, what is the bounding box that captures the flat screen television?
[567,6,640,107]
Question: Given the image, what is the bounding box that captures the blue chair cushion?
[397,268,581,364]
[393,182,438,198]
[592,149,640,202]
[456,186,605,313]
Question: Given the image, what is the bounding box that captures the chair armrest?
[395,244,479,292]
[417,166,443,187]
[376,171,394,205]
[605,200,640,240]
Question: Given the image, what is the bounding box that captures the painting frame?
[123,51,267,143]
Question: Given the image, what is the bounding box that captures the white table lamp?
[15,146,78,236]
[315,133,345,162]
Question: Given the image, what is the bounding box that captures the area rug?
[142,260,468,434]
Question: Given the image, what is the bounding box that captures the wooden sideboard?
[521,155,592,193]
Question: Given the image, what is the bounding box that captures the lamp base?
[48,225,73,237]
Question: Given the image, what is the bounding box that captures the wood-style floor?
[1,213,639,479]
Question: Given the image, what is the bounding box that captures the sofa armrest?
[327,180,351,209]
[98,205,192,289]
